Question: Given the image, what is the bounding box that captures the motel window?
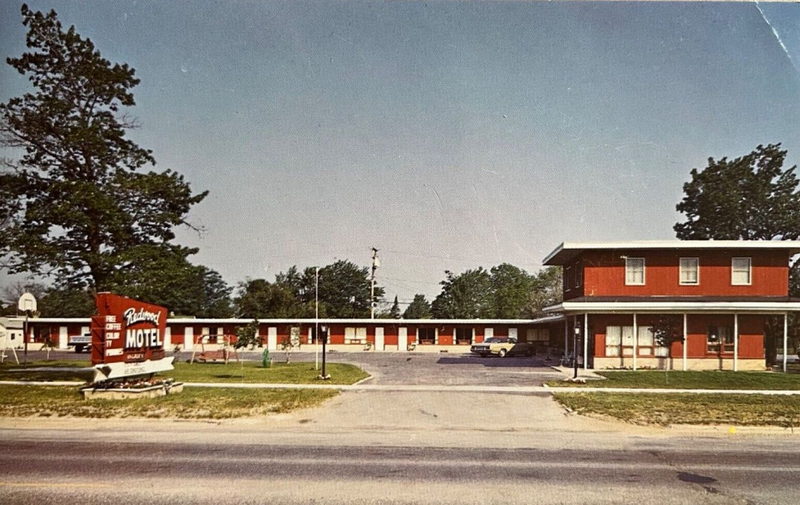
[418,327,436,344]
[679,257,699,285]
[625,258,645,285]
[707,326,734,353]
[564,266,572,291]
[455,327,472,344]
[575,264,582,288]
[344,327,367,344]
[637,326,654,356]
[605,326,621,356]
[608,326,656,357]
[731,257,752,285]
[526,328,550,343]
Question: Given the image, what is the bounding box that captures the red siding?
[576,249,789,299]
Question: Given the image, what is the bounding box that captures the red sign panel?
[91,293,167,366]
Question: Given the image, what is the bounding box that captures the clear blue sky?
[1,1,799,305]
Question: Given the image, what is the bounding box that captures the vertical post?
[682,313,688,372]
[573,318,580,379]
[23,312,29,364]
[632,313,638,371]
[784,313,789,373]
[733,313,739,372]
[315,267,319,371]
[370,248,379,319]
[583,313,589,370]
[564,321,569,363]
[320,325,330,380]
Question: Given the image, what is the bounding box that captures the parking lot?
[280,351,567,386]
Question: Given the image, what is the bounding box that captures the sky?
[1,1,799,307]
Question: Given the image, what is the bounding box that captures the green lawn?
[547,370,800,390]
[554,392,800,427]
[0,360,370,385]
[0,384,337,419]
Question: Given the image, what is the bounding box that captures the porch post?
[784,313,789,373]
[632,313,638,371]
[733,313,739,372]
[584,313,589,370]
[564,321,569,360]
[682,313,688,371]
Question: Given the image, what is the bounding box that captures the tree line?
[1,7,798,337]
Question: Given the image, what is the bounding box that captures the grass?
[0,360,370,385]
[547,370,800,390]
[0,384,337,419]
[0,360,367,419]
[554,392,800,427]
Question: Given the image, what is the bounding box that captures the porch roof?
[545,296,800,314]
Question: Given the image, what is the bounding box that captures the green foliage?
[0,5,207,291]
[38,287,95,317]
[430,264,560,319]
[403,294,432,319]
[431,268,492,318]
[675,144,800,241]
[235,260,384,318]
[234,319,260,350]
[388,296,401,319]
[648,316,683,348]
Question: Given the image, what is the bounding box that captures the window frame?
[624,257,646,286]
[679,257,700,286]
[731,257,752,286]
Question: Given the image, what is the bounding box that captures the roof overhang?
[543,240,800,265]
[545,300,800,314]
[25,317,560,325]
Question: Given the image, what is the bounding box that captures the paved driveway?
[287,351,567,386]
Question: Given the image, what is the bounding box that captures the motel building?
[8,240,800,372]
[544,240,800,372]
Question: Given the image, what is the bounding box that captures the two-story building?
[543,240,800,371]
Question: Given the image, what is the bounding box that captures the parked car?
[470,337,534,358]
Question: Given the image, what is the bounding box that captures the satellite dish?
[18,292,37,313]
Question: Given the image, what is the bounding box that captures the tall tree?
[403,294,432,319]
[316,260,384,318]
[674,144,800,241]
[675,144,800,364]
[431,268,492,319]
[0,5,207,290]
[235,279,304,319]
[489,263,536,318]
[389,296,401,319]
[529,267,563,317]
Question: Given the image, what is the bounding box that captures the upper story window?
[679,257,699,285]
[564,266,572,291]
[625,257,645,285]
[731,257,752,285]
[575,263,582,288]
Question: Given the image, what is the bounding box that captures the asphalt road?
[4,350,799,504]
[1,433,798,505]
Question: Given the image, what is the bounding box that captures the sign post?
[17,293,37,364]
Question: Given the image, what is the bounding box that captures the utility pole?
[370,247,380,319]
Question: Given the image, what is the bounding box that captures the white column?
[398,327,408,351]
[375,327,384,351]
[682,314,688,371]
[183,327,194,350]
[583,313,589,370]
[733,313,739,372]
[632,313,638,371]
[267,327,278,351]
[164,327,172,349]
[58,326,69,350]
[784,313,789,373]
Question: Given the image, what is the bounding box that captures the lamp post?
[573,321,581,379]
[319,325,330,380]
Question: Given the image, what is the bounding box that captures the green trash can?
[262,348,271,368]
